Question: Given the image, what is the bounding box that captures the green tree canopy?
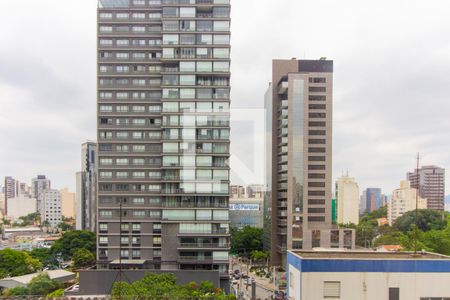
[394,210,447,233]
[51,230,96,259]
[112,273,235,300]
[0,249,42,279]
[72,248,96,268]
[29,248,56,267]
[4,273,62,297]
[231,226,264,257]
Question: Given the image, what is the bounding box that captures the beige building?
[60,188,75,219]
[335,174,359,225]
[388,181,427,225]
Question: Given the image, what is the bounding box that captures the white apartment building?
[388,180,427,226]
[335,174,359,225]
[40,189,62,228]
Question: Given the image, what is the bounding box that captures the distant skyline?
[1,0,450,194]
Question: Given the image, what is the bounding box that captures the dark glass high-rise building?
[96,0,231,285]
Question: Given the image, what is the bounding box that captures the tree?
[394,210,447,233]
[373,230,406,247]
[58,221,74,232]
[29,248,56,268]
[28,273,62,296]
[250,250,268,265]
[231,226,264,257]
[0,249,42,279]
[51,230,96,260]
[420,230,450,255]
[5,273,62,296]
[111,273,235,300]
[72,248,95,268]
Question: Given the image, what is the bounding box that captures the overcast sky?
[1,0,450,197]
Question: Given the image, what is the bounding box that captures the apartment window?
[116,52,129,59]
[99,39,113,46]
[309,121,326,127]
[99,236,109,244]
[132,250,141,258]
[116,13,129,19]
[120,250,129,259]
[162,7,178,17]
[133,0,145,5]
[309,104,326,110]
[309,95,326,101]
[309,156,326,161]
[99,26,113,32]
[99,105,113,112]
[309,199,326,205]
[309,191,325,196]
[309,216,325,222]
[163,34,179,45]
[309,113,326,118]
[153,237,162,244]
[99,223,108,232]
[309,147,325,153]
[99,92,112,99]
[309,130,326,136]
[99,13,113,19]
[116,39,129,46]
[180,7,196,18]
[99,210,113,217]
[308,173,326,179]
[309,139,326,144]
[323,281,340,298]
[132,223,141,232]
[121,237,129,245]
[133,26,146,32]
[309,86,326,93]
[213,21,230,31]
[213,48,229,58]
[132,13,145,19]
[310,77,327,83]
[100,172,113,179]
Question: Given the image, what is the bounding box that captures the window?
[116,13,129,19]
[99,223,108,231]
[323,281,340,298]
[99,13,112,19]
[213,21,230,31]
[99,39,113,46]
[99,236,108,244]
[133,0,145,5]
[99,26,113,32]
[163,34,179,45]
[132,223,141,231]
[180,7,195,18]
[120,250,129,259]
[214,34,230,45]
[309,86,326,93]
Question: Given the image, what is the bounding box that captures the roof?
[0,270,75,289]
[289,250,450,260]
[4,227,41,233]
[110,259,146,265]
[288,250,450,273]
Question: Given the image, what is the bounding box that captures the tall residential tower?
[76,141,97,231]
[407,165,445,211]
[96,0,231,285]
[265,59,354,267]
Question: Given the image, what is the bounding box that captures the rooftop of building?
[289,250,450,260]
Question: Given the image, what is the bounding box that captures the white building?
[335,175,359,225]
[388,180,427,226]
[40,189,61,228]
[5,196,37,221]
[287,250,450,300]
[31,175,51,212]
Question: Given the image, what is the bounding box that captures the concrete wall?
[77,270,220,295]
[300,272,450,300]
[6,196,36,221]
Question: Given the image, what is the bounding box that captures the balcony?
[178,243,230,249]
[277,81,288,95]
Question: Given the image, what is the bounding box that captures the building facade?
[96,0,231,286]
[31,175,51,212]
[5,196,37,222]
[3,176,18,215]
[60,188,76,219]
[40,189,62,228]
[362,188,383,213]
[388,180,427,225]
[287,250,450,300]
[265,59,354,267]
[76,141,97,231]
[407,165,445,211]
[229,195,263,229]
[335,174,359,225]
